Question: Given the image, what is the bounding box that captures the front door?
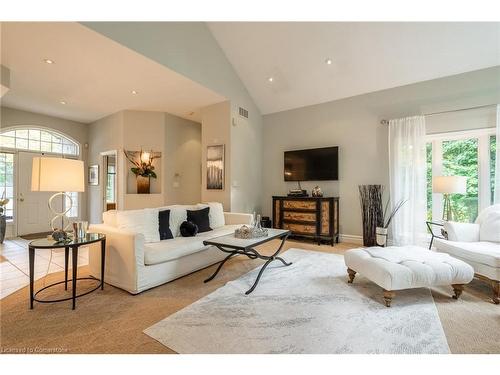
[17,152,61,235]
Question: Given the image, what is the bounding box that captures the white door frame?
[101,150,118,212]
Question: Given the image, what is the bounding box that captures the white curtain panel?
[388,116,427,246]
[495,104,500,204]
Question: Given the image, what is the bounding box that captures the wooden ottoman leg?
[452,284,464,300]
[347,268,356,284]
[491,280,500,305]
[383,290,395,307]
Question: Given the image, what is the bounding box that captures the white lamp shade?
[31,157,85,192]
[432,176,467,194]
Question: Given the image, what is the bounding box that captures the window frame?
[0,126,82,232]
[426,127,496,222]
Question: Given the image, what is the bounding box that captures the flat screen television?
[284,146,338,181]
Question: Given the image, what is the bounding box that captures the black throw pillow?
[158,209,174,240]
[180,221,199,237]
[186,207,212,233]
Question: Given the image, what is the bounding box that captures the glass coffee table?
[203,228,291,294]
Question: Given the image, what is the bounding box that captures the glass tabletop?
[29,233,105,249]
[203,228,290,249]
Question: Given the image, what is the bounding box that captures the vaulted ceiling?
[1,22,225,123]
[208,22,500,114]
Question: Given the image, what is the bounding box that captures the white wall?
[0,107,89,232]
[82,22,264,214]
[87,111,123,223]
[262,66,500,239]
[164,113,201,205]
[201,101,231,210]
[87,109,203,223]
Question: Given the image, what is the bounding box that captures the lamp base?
[442,194,453,221]
[48,192,73,232]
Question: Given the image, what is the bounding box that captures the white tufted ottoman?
[344,245,474,307]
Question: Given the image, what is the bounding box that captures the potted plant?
[376,198,407,247]
[124,149,160,194]
[0,191,9,244]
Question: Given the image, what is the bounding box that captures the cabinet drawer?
[283,222,316,235]
[283,211,316,222]
[283,200,316,210]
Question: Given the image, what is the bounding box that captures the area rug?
[144,249,450,354]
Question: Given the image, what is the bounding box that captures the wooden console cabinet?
[272,196,339,246]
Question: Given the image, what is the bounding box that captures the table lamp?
[432,175,467,221]
[31,157,85,235]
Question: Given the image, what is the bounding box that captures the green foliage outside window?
[442,139,478,223]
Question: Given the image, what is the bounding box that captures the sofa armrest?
[224,212,253,225]
[443,221,480,242]
[88,224,145,292]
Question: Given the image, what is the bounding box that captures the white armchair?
[434,204,500,304]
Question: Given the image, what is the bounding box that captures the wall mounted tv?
[284,146,339,181]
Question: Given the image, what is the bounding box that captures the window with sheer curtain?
[426,128,496,223]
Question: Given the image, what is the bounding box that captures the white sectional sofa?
[434,204,500,304]
[88,203,252,294]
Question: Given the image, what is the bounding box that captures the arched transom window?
[0,128,79,156]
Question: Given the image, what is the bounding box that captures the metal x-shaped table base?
[204,233,291,294]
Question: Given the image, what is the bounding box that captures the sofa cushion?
[479,210,500,242]
[435,239,500,268]
[158,209,174,240]
[157,205,189,237]
[187,207,212,233]
[198,202,225,228]
[116,208,160,243]
[143,225,240,265]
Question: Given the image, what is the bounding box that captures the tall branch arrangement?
[124,149,160,178]
[359,185,384,246]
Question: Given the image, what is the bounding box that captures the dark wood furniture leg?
[101,239,106,290]
[71,246,78,310]
[64,246,69,290]
[492,280,500,305]
[29,246,35,309]
[347,268,356,284]
[452,284,464,300]
[383,290,395,307]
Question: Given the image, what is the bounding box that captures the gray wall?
[82,22,263,214]
[87,109,202,223]
[164,113,202,205]
[0,106,89,221]
[262,66,500,239]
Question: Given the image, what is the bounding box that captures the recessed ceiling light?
[268,77,274,82]
[43,59,55,64]
[131,90,138,95]
[325,58,332,65]
[59,100,66,105]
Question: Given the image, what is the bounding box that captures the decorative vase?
[312,186,323,197]
[137,176,150,194]
[376,226,388,247]
[0,215,6,244]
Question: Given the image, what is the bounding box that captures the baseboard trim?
[339,234,363,245]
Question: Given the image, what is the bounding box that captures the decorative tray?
[234,225,268,239]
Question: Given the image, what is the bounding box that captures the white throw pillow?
[443,221,480,242]
[479,211,500,242]
[116,208,160,243]
[198,202,225,229]
[102,210,117,227]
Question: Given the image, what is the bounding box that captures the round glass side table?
[28,233,106,310]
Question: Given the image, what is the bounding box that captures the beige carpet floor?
[1,239,499,354]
